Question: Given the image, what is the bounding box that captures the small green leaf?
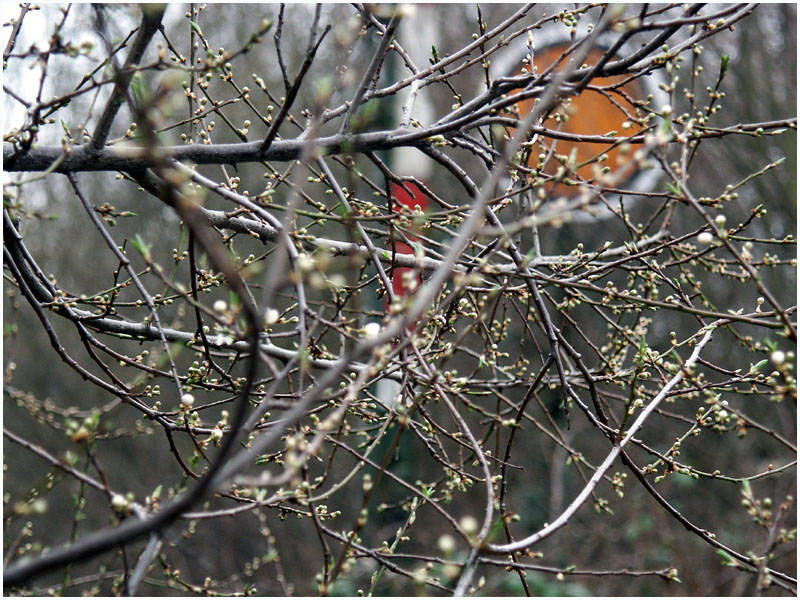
[129,72,146,104]
[130,234,152,261]
[84,410,100,431]
[740,479,751,497]
[716,548,737,567]
[332,203,349,217]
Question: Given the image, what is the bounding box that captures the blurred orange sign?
[514,45,644,196]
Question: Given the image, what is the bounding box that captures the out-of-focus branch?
[89,5,166,151]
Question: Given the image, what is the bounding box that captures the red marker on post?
[388,181,428,306]
[375,180,428,408]
[376,6,436,407]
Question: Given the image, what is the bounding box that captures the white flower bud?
[265,307,280,325]
[296,253,315,273]
[459,515,479,535]
[111,494,129,512]
[438,534,456,554]
[180,393,195,409]
[208,426,223,444]
[212,300,227,313]
[363,322,381,339]
[770,350,786,366]
[697,231,714,245]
